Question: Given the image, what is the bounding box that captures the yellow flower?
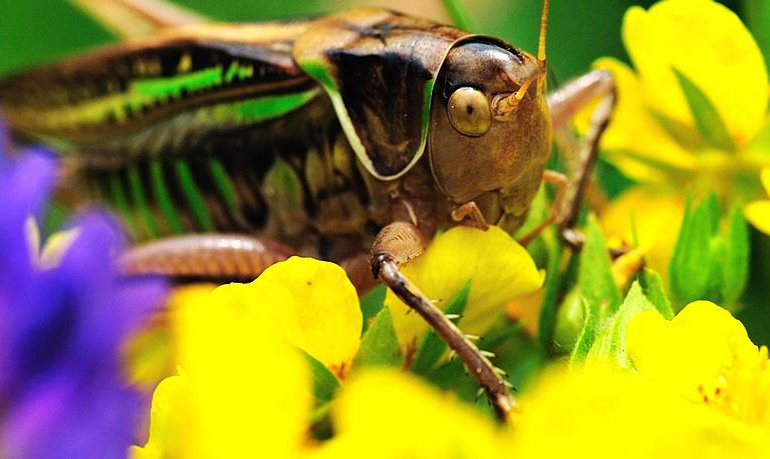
[744,168,770,235]
[384,225,543,352]
[591,0,769,284]
[591,0,769,191]
[511,365,770,458]
[206,257,362,376]
[312,370,509,459]
[131,283,312,458]
[131,257,523,459]
[600,186,684,282]
[127,257,362,387]
[627,300,770,431]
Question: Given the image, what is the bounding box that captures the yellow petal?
[125,285,217,390]
[385,226,543,351]
[224,256,363,374]
[600,186,684,283]
[627,301,770,426]
[623,0,768,146]
[129,375,197,459]
[175,285,312,458]
[744,200,770,235]
[512,365,770,458]
[505,289,544,337]
[320,369,507,459]
[582,57,697,183]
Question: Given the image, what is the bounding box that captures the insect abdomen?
[83,94,378,252]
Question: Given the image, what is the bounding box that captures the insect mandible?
[1,0,616,420]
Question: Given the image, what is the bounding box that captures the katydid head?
[427,39,551,232]
[428,0,551,232]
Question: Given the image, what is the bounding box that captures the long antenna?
[538,0,550,63]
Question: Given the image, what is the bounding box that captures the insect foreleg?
[370,221,517,421]
[546,69,617,242]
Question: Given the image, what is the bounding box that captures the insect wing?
[293,9,469,180]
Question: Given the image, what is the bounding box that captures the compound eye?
[447,87,492,136]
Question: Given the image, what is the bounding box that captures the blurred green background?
[1,0,758,83]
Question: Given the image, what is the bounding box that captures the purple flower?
[0,138,167,458]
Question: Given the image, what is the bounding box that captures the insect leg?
[119,234,294,280]
[517,170,568,246]
[546,69,616,240]
[69,0,206,39]
[371,221,517,421]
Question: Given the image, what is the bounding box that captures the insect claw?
[448,350,456,360]
[444,313,462,321]
[503,379,515,389]
[475,387,485,400]
[480,350,496,358]
[464,334,480,342]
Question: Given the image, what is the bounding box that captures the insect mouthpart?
[491,68,543,121]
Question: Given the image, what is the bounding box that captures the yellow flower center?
[693,345,770,427]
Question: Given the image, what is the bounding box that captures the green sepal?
[303,351,340,404]
[569,298,597,365]
[410,281,470,375]
[360,284,386,333]
[554,288,585,355]
[669,195,749,307]
[721,205,750,305]
[672,68,735,151]
[585,282,656,368]
[669,195,716,304]
[570,216,623,363]
[352,306,403,369]
[638,269,674,320]
[577,215,622,318]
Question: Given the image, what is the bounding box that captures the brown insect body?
[3,9,549,267]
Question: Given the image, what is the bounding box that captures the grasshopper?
[1,0,615,420]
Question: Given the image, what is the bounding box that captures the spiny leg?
[371,221,516,421]
[119,234,294,280]
[546,69,616,245]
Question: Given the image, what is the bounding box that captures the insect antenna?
[538,0,550,65]
[493,0,550,119]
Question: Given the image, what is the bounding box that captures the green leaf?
[569,298,597,365]
[669,196,716,304]
[639,269,674,320]
[577,215,622,318]
[586,282,656,368]
[303,351,339,404]
[410,281,470,375]
[360,284,386,332]
[721,205,750,304]
[352,306,403,369]
[672,68,735,151]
